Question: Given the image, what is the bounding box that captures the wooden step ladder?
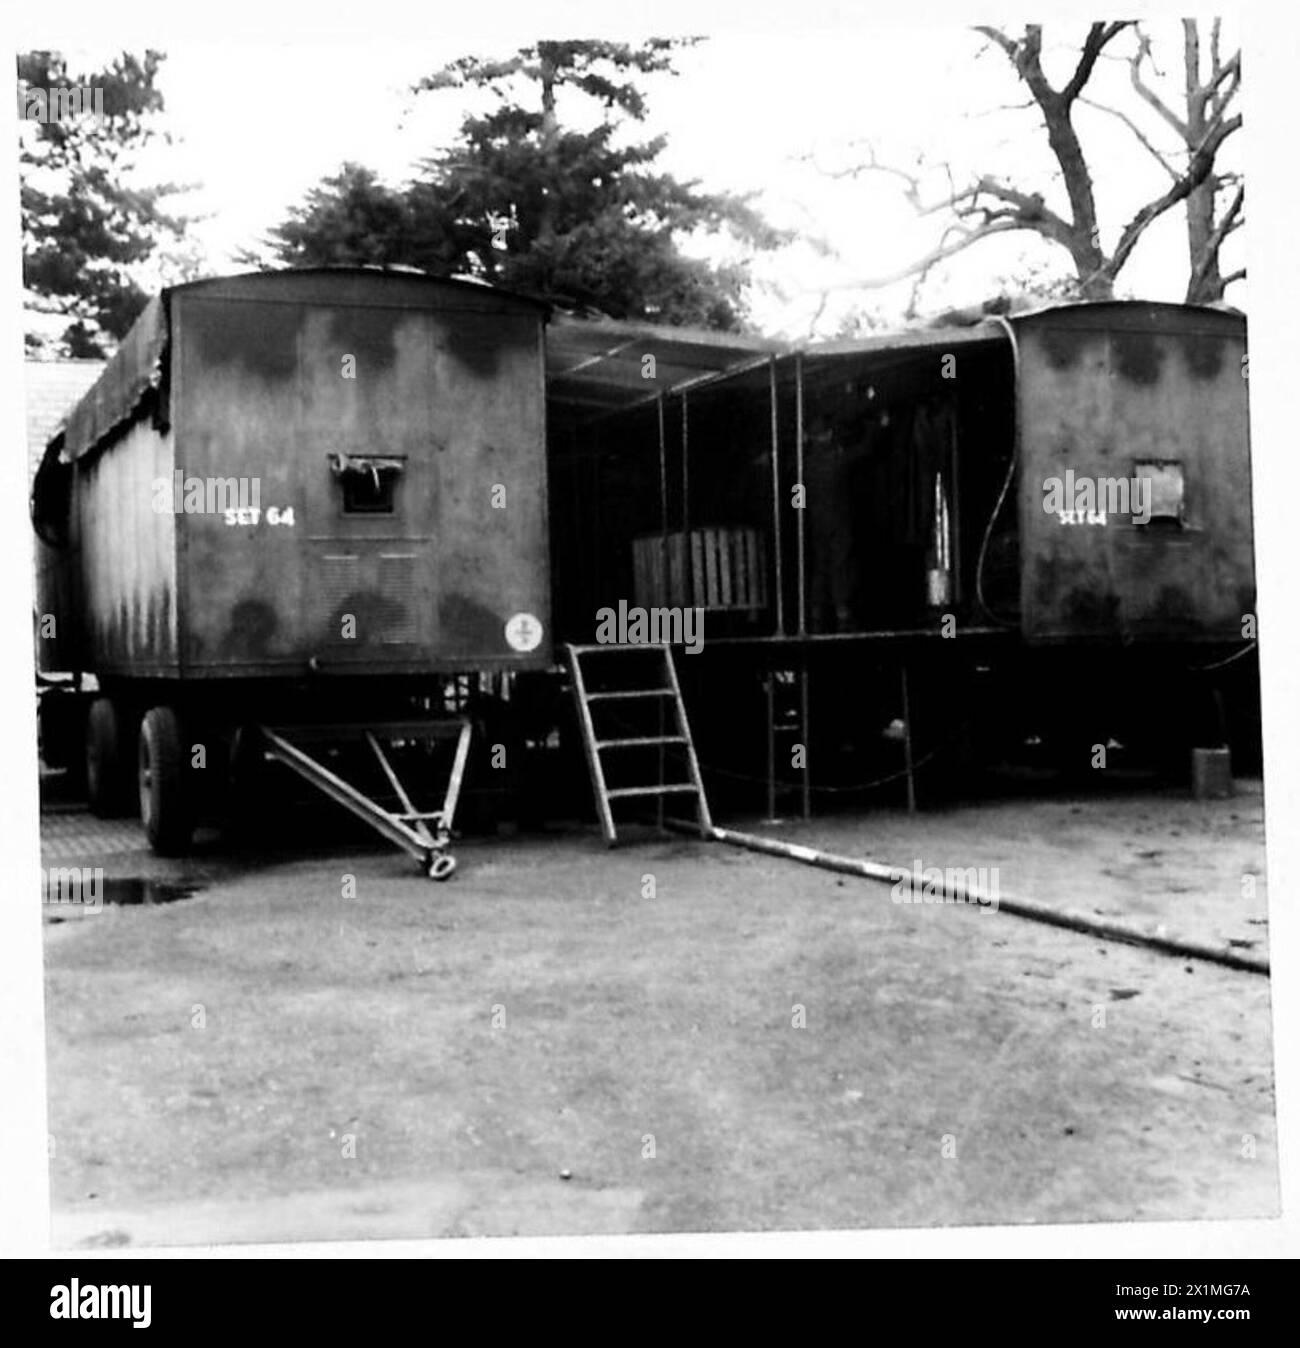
[566,643,713,845]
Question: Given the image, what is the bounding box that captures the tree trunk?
[1182,20,1225,303]
[1076,264,1115,301]
[536,45,559,266]
[1185,181,1224,302]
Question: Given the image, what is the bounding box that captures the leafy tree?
[261,39,787,329]
[20,49,191,356]
[253,163,460,274]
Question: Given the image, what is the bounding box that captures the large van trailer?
[34,282,1258,858]
[32,269,551,873]
[545,301,1258,821]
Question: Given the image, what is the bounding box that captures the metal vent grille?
[321,554,360,645]
[377,554,418,644]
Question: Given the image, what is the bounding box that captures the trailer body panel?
[38,270,552,681]
[1014,303,1252,644]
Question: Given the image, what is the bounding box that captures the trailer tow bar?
[258,719,473,880]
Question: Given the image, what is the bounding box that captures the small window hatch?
[1135,460,1185,527]
[329,453,405,515]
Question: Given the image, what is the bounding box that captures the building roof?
[24,358,106,480]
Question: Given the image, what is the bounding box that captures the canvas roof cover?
[61,295,169,461]
[546,314,782,414]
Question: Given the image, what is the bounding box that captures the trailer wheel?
[427,853,457,881]
[86,697,136,817]
[138,706,194,855]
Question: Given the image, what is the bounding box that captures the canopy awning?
[545,314,784,416]
[544,314,1015,417]
[796,321,1008,371]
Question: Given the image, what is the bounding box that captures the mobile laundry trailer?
[32,269,551,876]
[546,301,1257,822]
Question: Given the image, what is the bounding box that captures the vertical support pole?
[679,392,692,828]
[793,352,811,817]
[765,671,777,823]
[769,354,785,637]
[681,389,692,608]
[656,395,669,829]
[567,422,580,637]
[794,352,806,637]
[656,394,669,606]
[900,662,917,814]
[589,421,601,631]
[800,656,812,820]
[949,404,962,607]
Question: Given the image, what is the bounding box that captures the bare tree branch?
[972,25,1019,61]
[968,100,1037,118]
[1208,54,1241,118]
[1214,183,1245,239]
[1063,22,1133,103]
[1110,112,1241,276]
[825,217,1030,292]
[1129,29,1188,139]
[1208,51,1240,94]
[1079,96,1180,181]
[1189,183,1245,297]
[812,21,1243,305]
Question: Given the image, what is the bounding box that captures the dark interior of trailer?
[547,334,1019,645]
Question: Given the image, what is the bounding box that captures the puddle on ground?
[43,878,204,922]
[102,879,202,906]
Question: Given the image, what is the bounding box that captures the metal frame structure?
[259,718,473,879]
[548,316,1016,824]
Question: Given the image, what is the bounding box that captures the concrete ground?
[753,778,1270,959]
[42,783,1279,1247]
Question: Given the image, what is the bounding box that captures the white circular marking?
[505,612,543,652]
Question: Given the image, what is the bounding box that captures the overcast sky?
[18,7,1247,337]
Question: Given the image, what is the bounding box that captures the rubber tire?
[86,697,135,817]
[138,706,194,855]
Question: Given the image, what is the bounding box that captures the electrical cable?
[974,315,1022,628]
[1186,640,1258,673]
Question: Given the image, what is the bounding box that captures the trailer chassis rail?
[258,719,473,880]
